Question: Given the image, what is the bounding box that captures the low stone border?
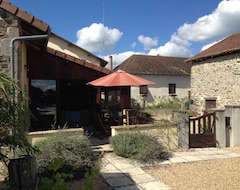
[26,128,84,145]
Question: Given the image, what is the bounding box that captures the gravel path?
[142,147,240,190]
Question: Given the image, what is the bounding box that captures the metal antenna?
[102,0,105,51]
[102,0,105,26]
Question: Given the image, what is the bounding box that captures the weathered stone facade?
[0,9,19,76]
[191,53,240,114]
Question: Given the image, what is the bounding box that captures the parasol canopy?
[87,69,155,87]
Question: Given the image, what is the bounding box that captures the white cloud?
[74,0,240,67]
[177,0,240,42]
[131,42,137,48]
[147,0,240,58]
[75,23,122,53]
[101,51,144,69]
[138,35,158,50]
[148,33,192,57]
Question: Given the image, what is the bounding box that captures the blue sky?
[8,0,240,67]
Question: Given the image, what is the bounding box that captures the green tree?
[0,71,35,162]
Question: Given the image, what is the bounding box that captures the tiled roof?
[0,0,50,32]
[186,32,240,63]
[115,54,190,76]
[47,47,111,75]
[1,0,110,75]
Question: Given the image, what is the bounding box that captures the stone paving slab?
[102,172,126,179]
[120,167,146,175]
[105,175,135,188]
[138,181,171,190]
[100,148,240,190]
[109,160,137,169]
[130,173,155,184]
[115,185,142,190]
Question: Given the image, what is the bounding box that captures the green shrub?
[148,96,181,111]
[38,158,71,190]
[35,132,95,179]
[110,132,164,163]
[131,98,141,110]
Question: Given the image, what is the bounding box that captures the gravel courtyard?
[142,147,240,190]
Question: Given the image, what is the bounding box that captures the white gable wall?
[131,74,190,106]
[48,33,104,66]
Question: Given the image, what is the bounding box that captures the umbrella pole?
[126,110,129,125]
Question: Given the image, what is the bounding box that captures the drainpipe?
[10,32,51,79]
[9,32,50,147]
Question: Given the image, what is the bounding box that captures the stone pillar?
[213,108,226,148]
[226,105,240,147]
[177,112,189,149]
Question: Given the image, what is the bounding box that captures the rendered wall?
[131,74,190,106]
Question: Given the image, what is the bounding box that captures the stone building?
[185,32,240,115]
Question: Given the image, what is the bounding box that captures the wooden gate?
[189,112,216,148]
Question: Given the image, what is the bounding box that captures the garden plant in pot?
[0,71,37,189]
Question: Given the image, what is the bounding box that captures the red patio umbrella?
[87,69,155,87]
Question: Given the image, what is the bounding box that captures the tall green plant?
[0,71,35,161]
[147,96,181,111]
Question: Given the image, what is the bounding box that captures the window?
[139,85,148,95]
[205,98,216,111]
[30,80,56,130]
[169,83,176,95]
[31,80,56,110]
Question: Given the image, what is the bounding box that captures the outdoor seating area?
[103,108,153,127]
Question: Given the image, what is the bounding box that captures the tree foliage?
[0,71,35,161]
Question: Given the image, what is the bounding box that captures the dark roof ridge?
[115,54,190,76]
[186,32,240,63]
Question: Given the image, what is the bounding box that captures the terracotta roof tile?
[47,47,111,75]
[115,54,190,76]
[186,32,240,62]
[0,0,49,32]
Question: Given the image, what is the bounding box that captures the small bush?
[110,132,164,163]
[148,96,181,111]
[35,132,95,179]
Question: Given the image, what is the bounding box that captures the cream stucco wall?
[191,53,240,114]
[48,33,105,66]
[131,74,190,106]
[19,43,28,95]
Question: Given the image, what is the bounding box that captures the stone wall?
[191,53,240,114]
[26,128,84,145]
[0,9,19,76]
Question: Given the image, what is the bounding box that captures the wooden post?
[8,155,37,189]
[126,110,129,126]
